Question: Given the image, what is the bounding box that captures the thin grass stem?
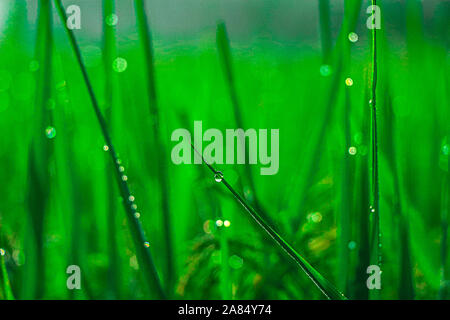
[190,143,347,300]
[54,0,165,299]
[369,0,381,269]
[134,0,175,294]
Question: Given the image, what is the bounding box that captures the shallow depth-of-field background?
[0,0,448,300]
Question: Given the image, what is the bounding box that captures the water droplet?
[0,248,5,256]
[144,242,150,248]
[371,208,376,213]
[308,212,322,223]
[224,220,231,228]
[442,144,449,156]
[214,171,223,183]
[348,32,359,43]
[45,126,56,139]
[348,146,357,155]
[345,78,354,87]
[348,241,357,250]
[103,145,109,151]
[113,57,128,73]
[216,219,224,227]
[122,175,128,181]
[134,212,141,218]
[131,204,137,210]
[320,64,332,77]
[106,13,118,26]
[119,166,125,172]
[128,195,135,202]
[116,159,122,165]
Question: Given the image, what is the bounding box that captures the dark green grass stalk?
[369,0,381,274]
[134,0,175,294]
[382,84,415,299]
[216,22,271,224]
[0,253,14,300]
[377,11,415,296]
[23,0,53,299]
[190,143,347,300]
[54,0,165,299]
[102,0,121,299]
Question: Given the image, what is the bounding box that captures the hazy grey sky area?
[1,0,447,50]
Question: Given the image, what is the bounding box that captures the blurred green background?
[0,0,448,300]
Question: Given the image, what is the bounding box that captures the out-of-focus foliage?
[0,0,448,300]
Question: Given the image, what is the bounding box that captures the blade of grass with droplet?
[368,1,381,296]
[190,143,347,300]
[54,0,165,299]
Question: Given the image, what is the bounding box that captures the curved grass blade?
[54,0,165,299]
[369,0,381,273]
[190,143,347,300]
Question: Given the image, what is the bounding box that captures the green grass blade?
[23,0,54,299]
[190,143,347,300]
[369,0,381,271]
[54,0,165,299]
[134,0,175,294]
